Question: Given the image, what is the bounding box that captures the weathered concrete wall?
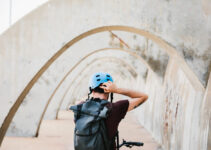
[0,0,210,149]
[134,56,208,150]
[201,73,211,150]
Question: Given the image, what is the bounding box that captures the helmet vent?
[97,79,101,81]
[106,75,110,77]
[96,75,100,77]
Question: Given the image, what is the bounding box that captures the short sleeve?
[105,100,129,139]
[112,100,129,120]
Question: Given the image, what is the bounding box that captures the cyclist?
[71,72,148,150]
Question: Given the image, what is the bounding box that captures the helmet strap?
[110,93,113,103]
[87,87,92,100]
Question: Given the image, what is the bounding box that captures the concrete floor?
[1,110,161,150]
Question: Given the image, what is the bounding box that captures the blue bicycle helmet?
[89,72,113,90]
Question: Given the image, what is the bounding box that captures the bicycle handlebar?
[118,139,144,148]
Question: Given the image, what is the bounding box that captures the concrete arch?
[56,56,138,118]
[35,47,150,136]
[0,25,196,146]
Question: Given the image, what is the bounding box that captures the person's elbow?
[143,94,148,102]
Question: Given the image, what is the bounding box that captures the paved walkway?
[1,111,161,150]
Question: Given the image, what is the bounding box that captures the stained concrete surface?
[0,0,210,149]
[1,110,161,150]
[1,0,210,138]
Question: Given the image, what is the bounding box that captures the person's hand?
[99,81,118,93]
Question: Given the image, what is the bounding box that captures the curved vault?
[0,25,204,147]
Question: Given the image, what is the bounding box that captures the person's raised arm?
[100,81,148,112]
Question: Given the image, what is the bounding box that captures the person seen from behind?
[70,72,148,150]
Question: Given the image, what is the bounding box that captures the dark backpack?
[69,98,114,150]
